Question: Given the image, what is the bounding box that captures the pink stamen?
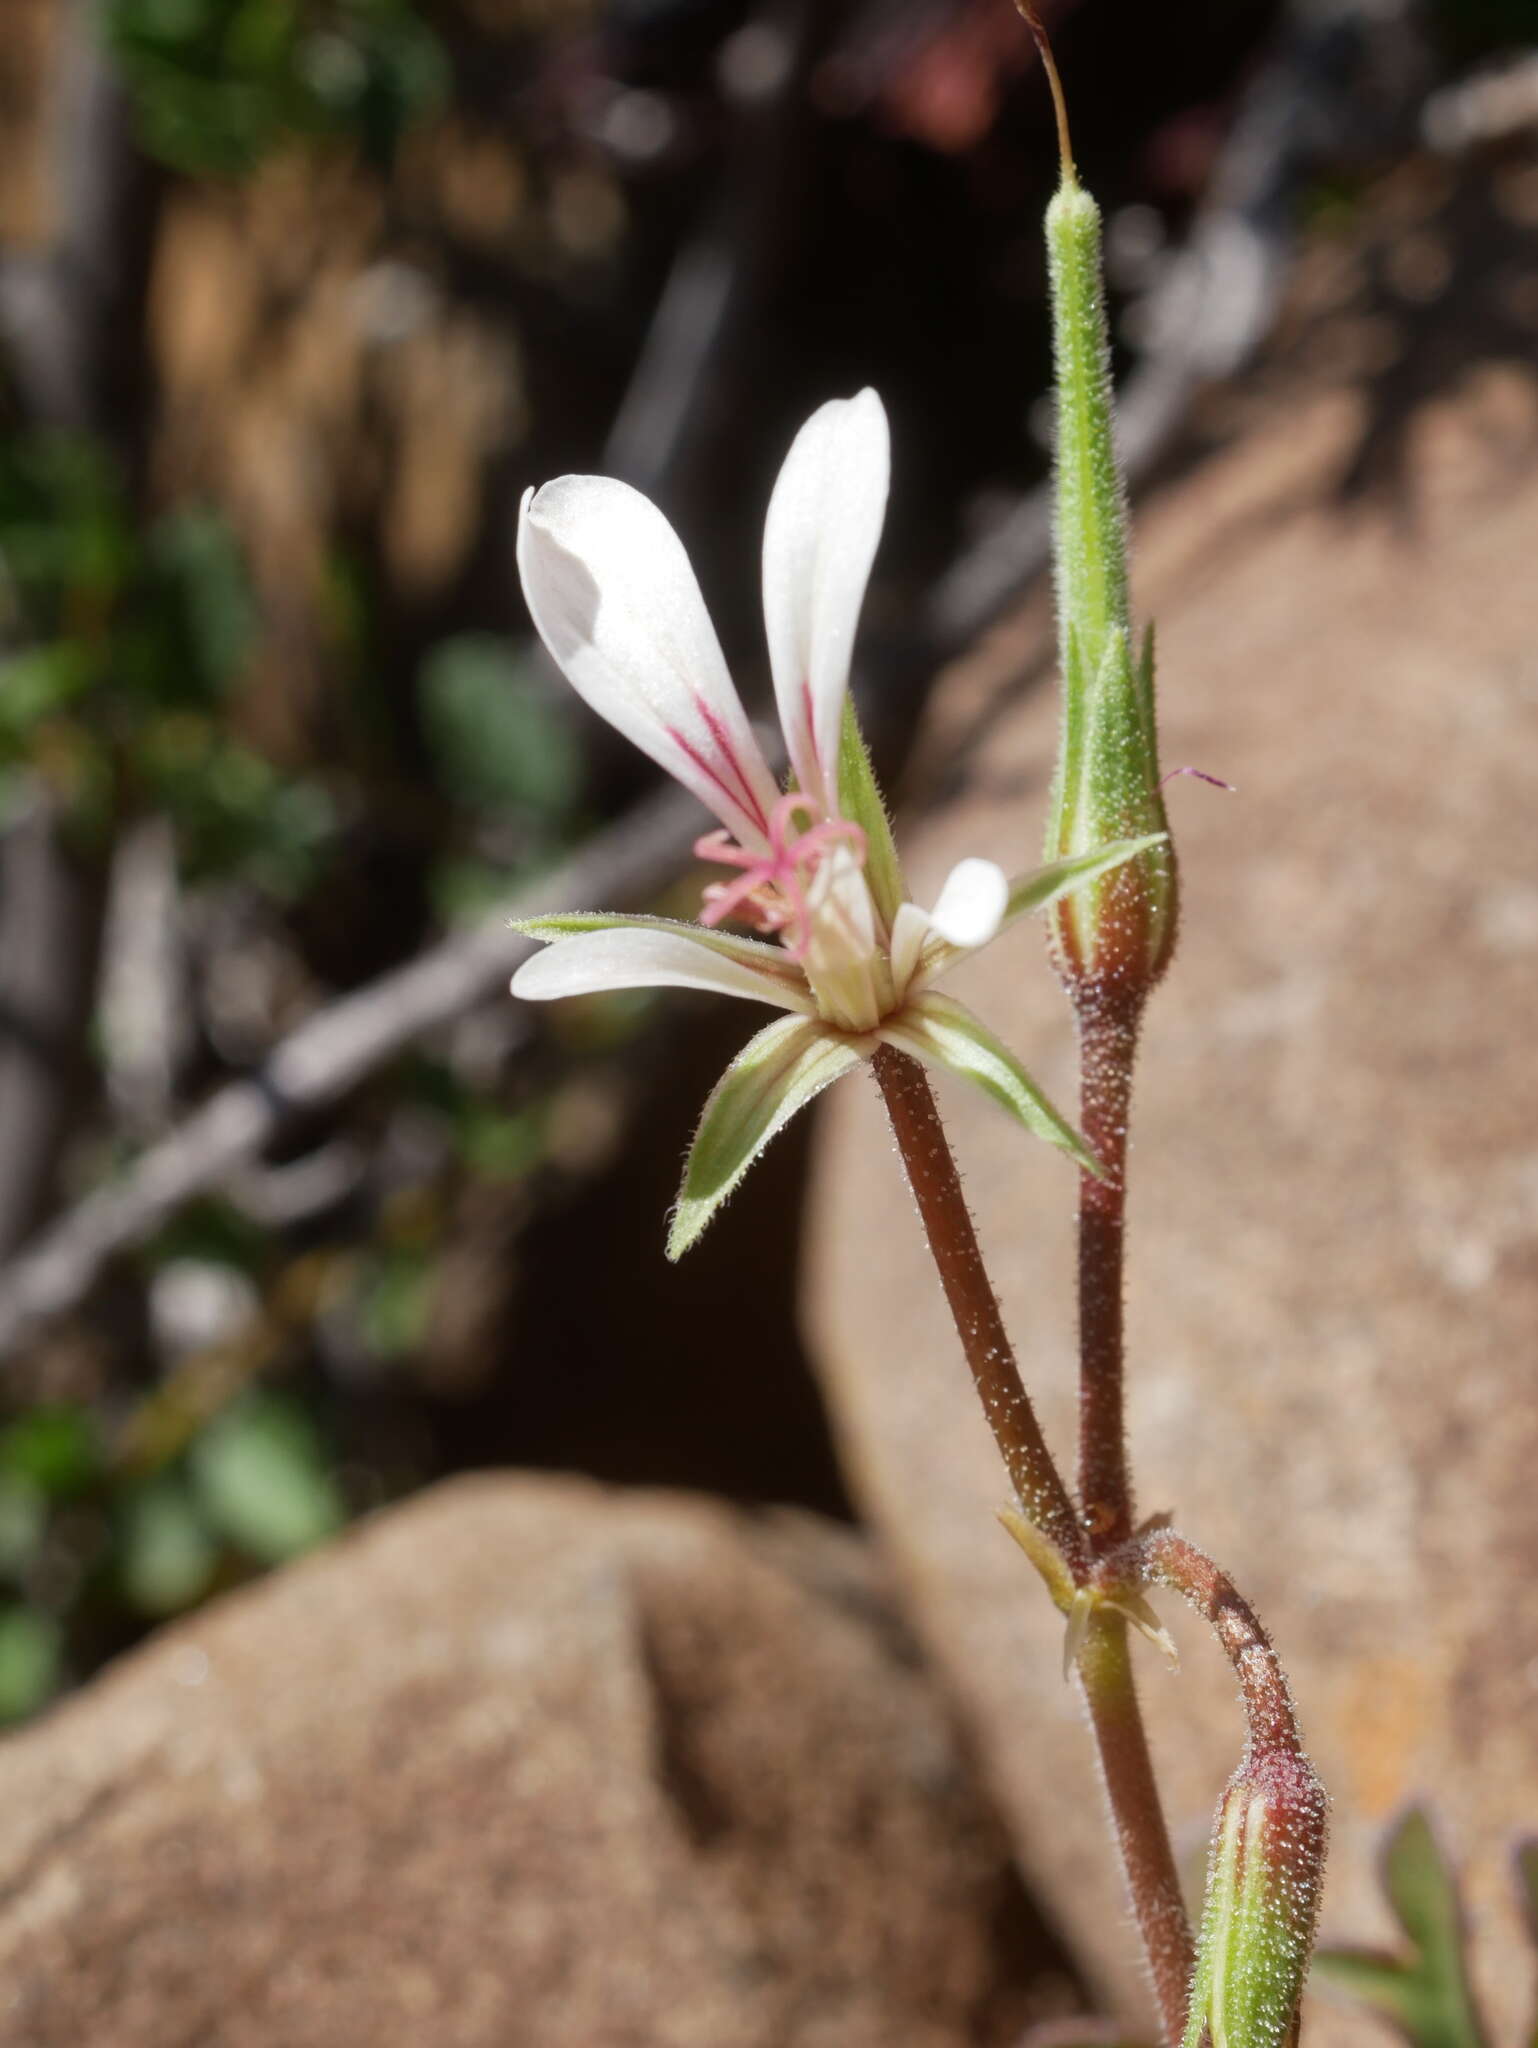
[693,796,868,960]
[1159,765,1236,793]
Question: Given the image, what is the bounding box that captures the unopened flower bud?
[1040,132,1176,997]
[1182,1745,1329,2048]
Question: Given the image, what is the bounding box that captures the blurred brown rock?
[809,356,1538,2034]
[0,1474,1046,2046]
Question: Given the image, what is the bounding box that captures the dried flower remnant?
[511,390,1162,1254]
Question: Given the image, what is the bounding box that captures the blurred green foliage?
[0,429,334,894]
[0,1609,62,1723]
[1313,1810,1499,2048]
[190,1394,344,1562]
[421,633,584,921]
[107,0,449,176]
[0,1384,345,1719]
[420,635,580,825]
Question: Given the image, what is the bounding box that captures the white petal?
[889,858,1007,997]
[927,858,1008,948]
[513,911,809,992]
[519,478,780,850]
[511,926,812,1013]
[761,390,890,818]
[888,901,929,996]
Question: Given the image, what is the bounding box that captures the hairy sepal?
[878,990,1101,1177]
[668,1015,862,1259]
[836,698,905,928]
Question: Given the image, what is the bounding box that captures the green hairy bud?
[1034,46,1176,997]
[1183,1746,1330,2048]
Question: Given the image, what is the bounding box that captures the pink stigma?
[695,794,867,960]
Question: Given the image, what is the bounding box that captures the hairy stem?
[1076,988,1142,1554]
[1072,983,1193,2043]
[871,1043,1083,1568]
[1138,1529,1304,1758]
[1079,1612,1197,2044]
[873,1038,1193,2041]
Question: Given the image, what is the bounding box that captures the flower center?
[695,793,868,961]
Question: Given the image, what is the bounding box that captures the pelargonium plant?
[511,8,1327,2043]
[513,388,1159,1259]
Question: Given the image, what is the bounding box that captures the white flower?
[512,390,1161,1255]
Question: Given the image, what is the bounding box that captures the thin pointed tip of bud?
[1012,0,1077,183]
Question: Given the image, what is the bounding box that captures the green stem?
[1079,1612,1197,2046]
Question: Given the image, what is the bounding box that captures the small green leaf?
[668,1016,862,1259]
[1311,1950,1419,2032]
[837,698,905,926]
[1314,1809,1491,2048]
[879,991,1100,1175]
[0,1606,61,1722]
[1384,1810,1467,1959]
[191,1393,343,1566]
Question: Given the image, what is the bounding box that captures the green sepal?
[1043,170,1178,990]
[837,698,905,927]
[915,833,1167,989]
[1070,627,1168,850]
[1050,627,1175,981]
[1005,834,1168,925]
[1046,179,1130,692]
[878,990,1101,1177]
[1183,1751,1329,2048]
[667,1015,862,1260]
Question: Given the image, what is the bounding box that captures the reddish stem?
[873,1038,1193,2043]
[1071,982,1193,2043]
[872,1045,1085,1569]
[1136,1529,1305,1758]
[1076,988,1143,1555]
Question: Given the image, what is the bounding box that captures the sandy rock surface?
[810,359,1538,2039]
[0,1474,1047,2046]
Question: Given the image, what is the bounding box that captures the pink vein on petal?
[668,725,770,838]
[696,700,772,832]
[800,677,819,780]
